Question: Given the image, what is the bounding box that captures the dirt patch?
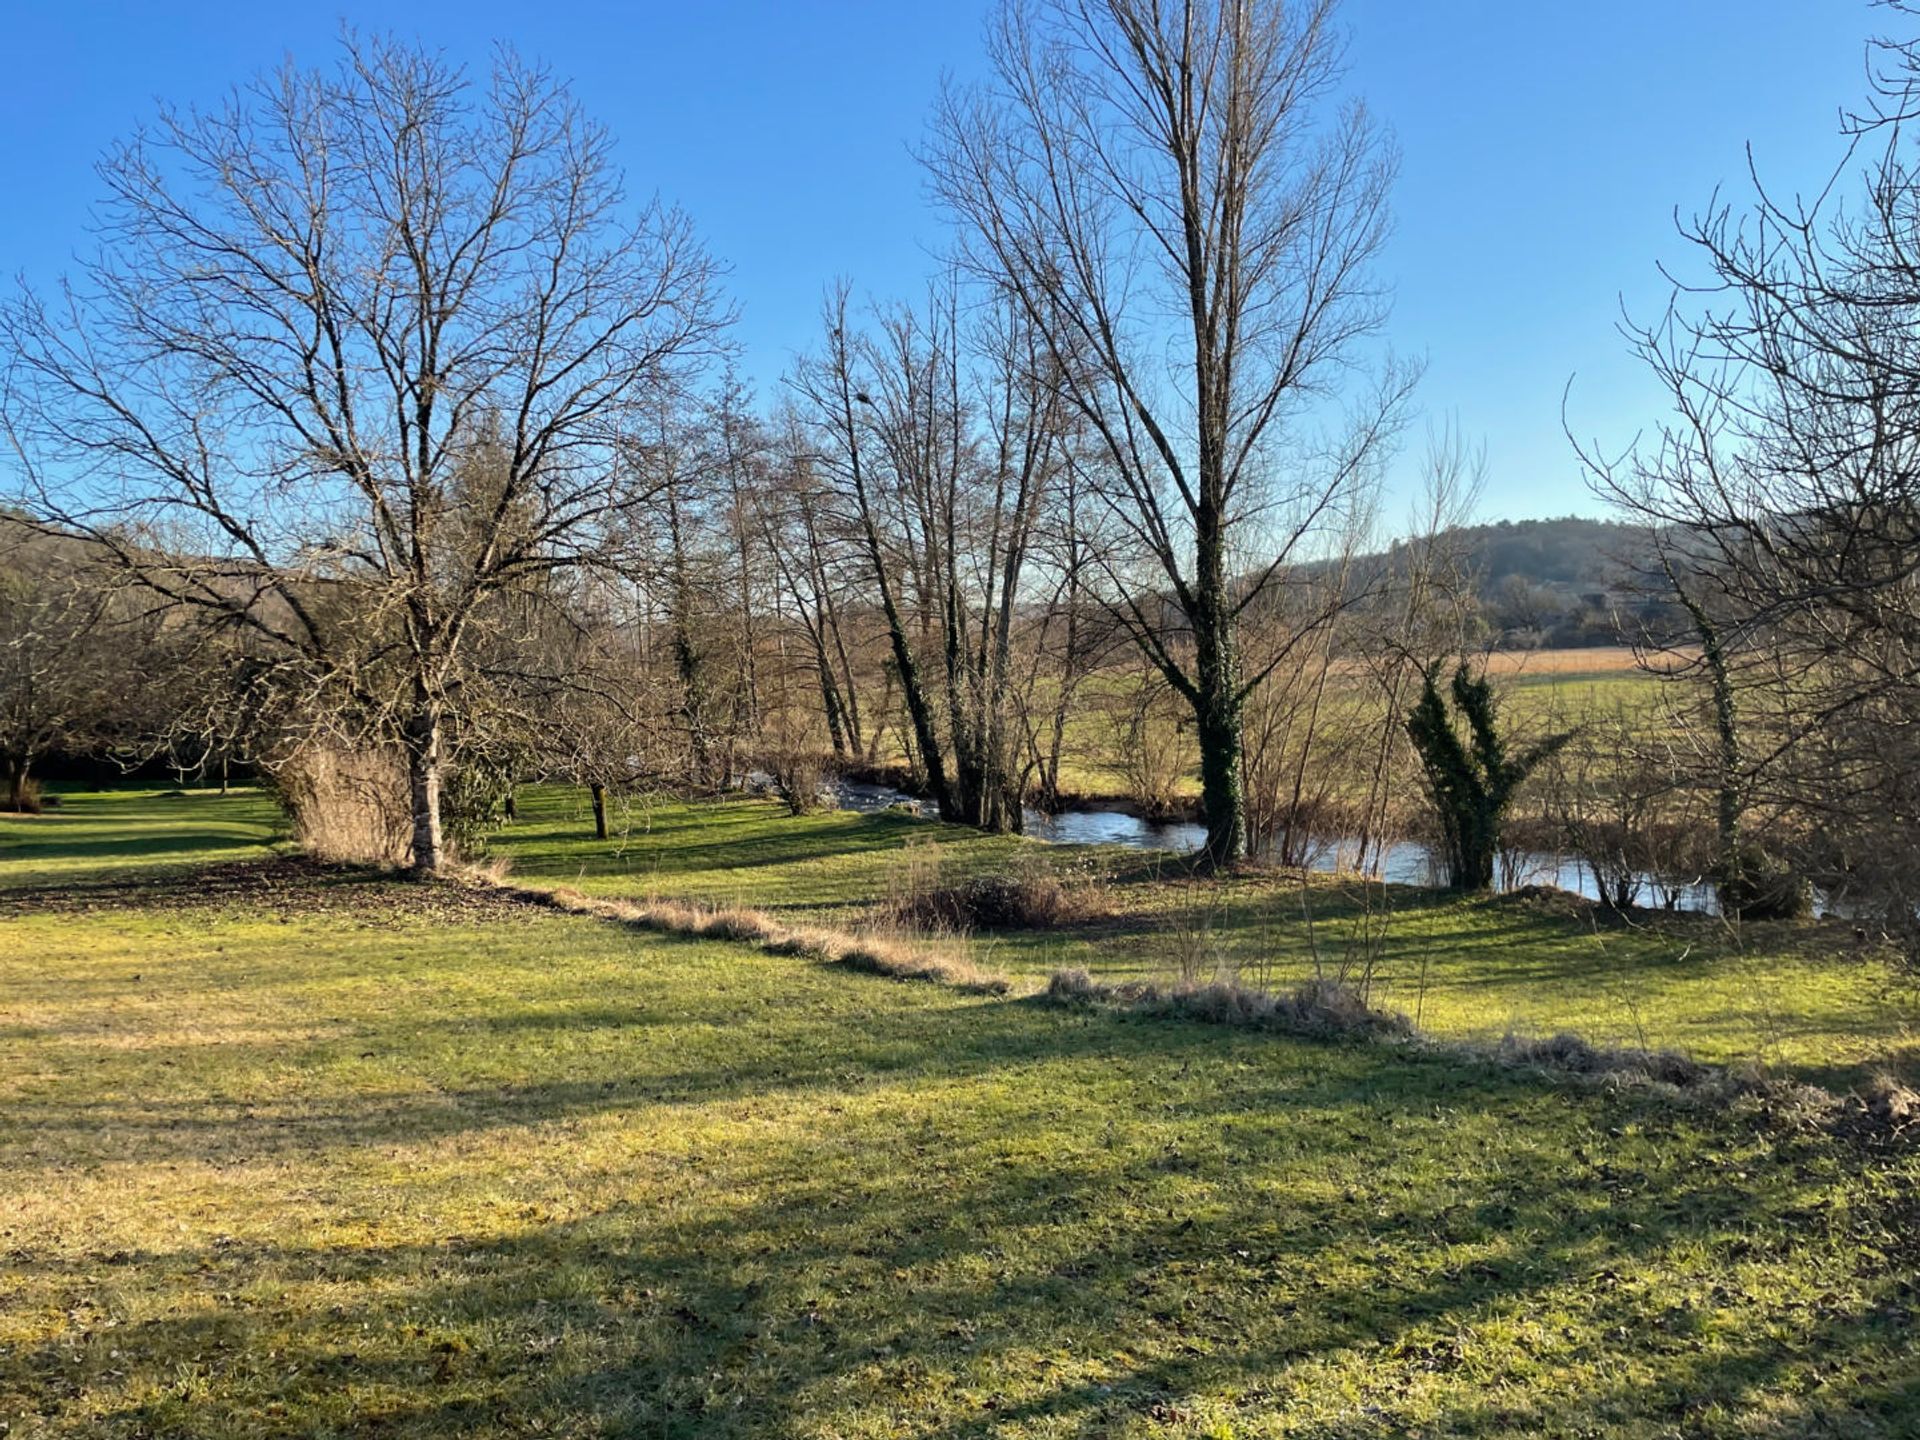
[0,857,546,926]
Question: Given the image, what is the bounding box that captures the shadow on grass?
[0,826,266,866]
[9,984,1914,1436]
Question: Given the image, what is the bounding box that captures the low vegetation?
[6,6,1920,1431]
[462,786,1919,1090]
[4,791,1920,1437]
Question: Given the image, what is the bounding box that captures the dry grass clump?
[880,846,1108,934]
[1045,967,1411,1040]
[828,933,1011,993]
[886,870,1097,932]
[1843,1072,1920,1142]
[1495,1031,1710,1087]
[274,739,412,867]
[474,876,1012,995]
[1487,1030,1919,1139]
[1047,964,1915,1144]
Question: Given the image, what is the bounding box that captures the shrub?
[1717,842,1813,921]
[441,759,514,856]
[1,776,43,814]
[767,748,828,816]
[273,740,411,867]
[887,869,1095,932]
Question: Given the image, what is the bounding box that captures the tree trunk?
[590,782,609,841]
[666,482,715,788]
[816,653,849,757]
[1196,696,1245,868]
[403,710,444,875]
[1192,506,1246,867]
[1682,591,1742,861]
[4,755,29,813]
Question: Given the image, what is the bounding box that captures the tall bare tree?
[930,0,1413,864]
[791,286,958,814]
[756,413,870,760]
[2,34,725,871]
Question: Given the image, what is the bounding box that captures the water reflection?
[827,777,1724,913]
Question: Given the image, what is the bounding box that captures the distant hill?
[1437,516,1650,593]
[1373,516,1666,647]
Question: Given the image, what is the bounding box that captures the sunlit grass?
[0,786,284,888]
[1,800,1916,1436]
[489,787,1920,1086]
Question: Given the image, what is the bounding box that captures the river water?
[828,779,1725,913]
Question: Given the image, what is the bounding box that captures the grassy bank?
[12,785,1909,1087]
[482,787,1920,1088]
[1,796,1917,1436]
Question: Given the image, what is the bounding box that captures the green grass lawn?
[1,795,1916,1437]
[484,787,1920,1087]
[0,786,284,889]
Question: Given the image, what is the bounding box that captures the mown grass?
[1,797,1917,1437]
[487,787,1920,1087]
[0,786,284,888]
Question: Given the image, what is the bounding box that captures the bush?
[887,869,1095,932]
[1717,842,1813,921]
[1,776,43,814]
[273,740,412,867]
[766,748,828,816]
[441,760,513,856]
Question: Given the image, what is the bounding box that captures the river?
[828,779,1726,913]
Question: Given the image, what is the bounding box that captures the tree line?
[5,4,1920,960]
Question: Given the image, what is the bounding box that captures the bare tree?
[0,521,114,809]
[2,34,726,871]
[791,286,963,816]
[755,413,871,761]
[930,0,1413,864]
[1576,6,1920,936]
[709,374,771,749]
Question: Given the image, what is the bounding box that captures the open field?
[13,788,1918,1086]
[0,788,282,888]
[1033,648,1672,803]
[2,791,1918,1436]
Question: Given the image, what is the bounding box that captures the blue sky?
[0,2,1880,523]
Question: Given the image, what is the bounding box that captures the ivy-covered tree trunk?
[1192,497,1246,869]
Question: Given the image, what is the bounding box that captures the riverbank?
[465,786,1919,1088]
